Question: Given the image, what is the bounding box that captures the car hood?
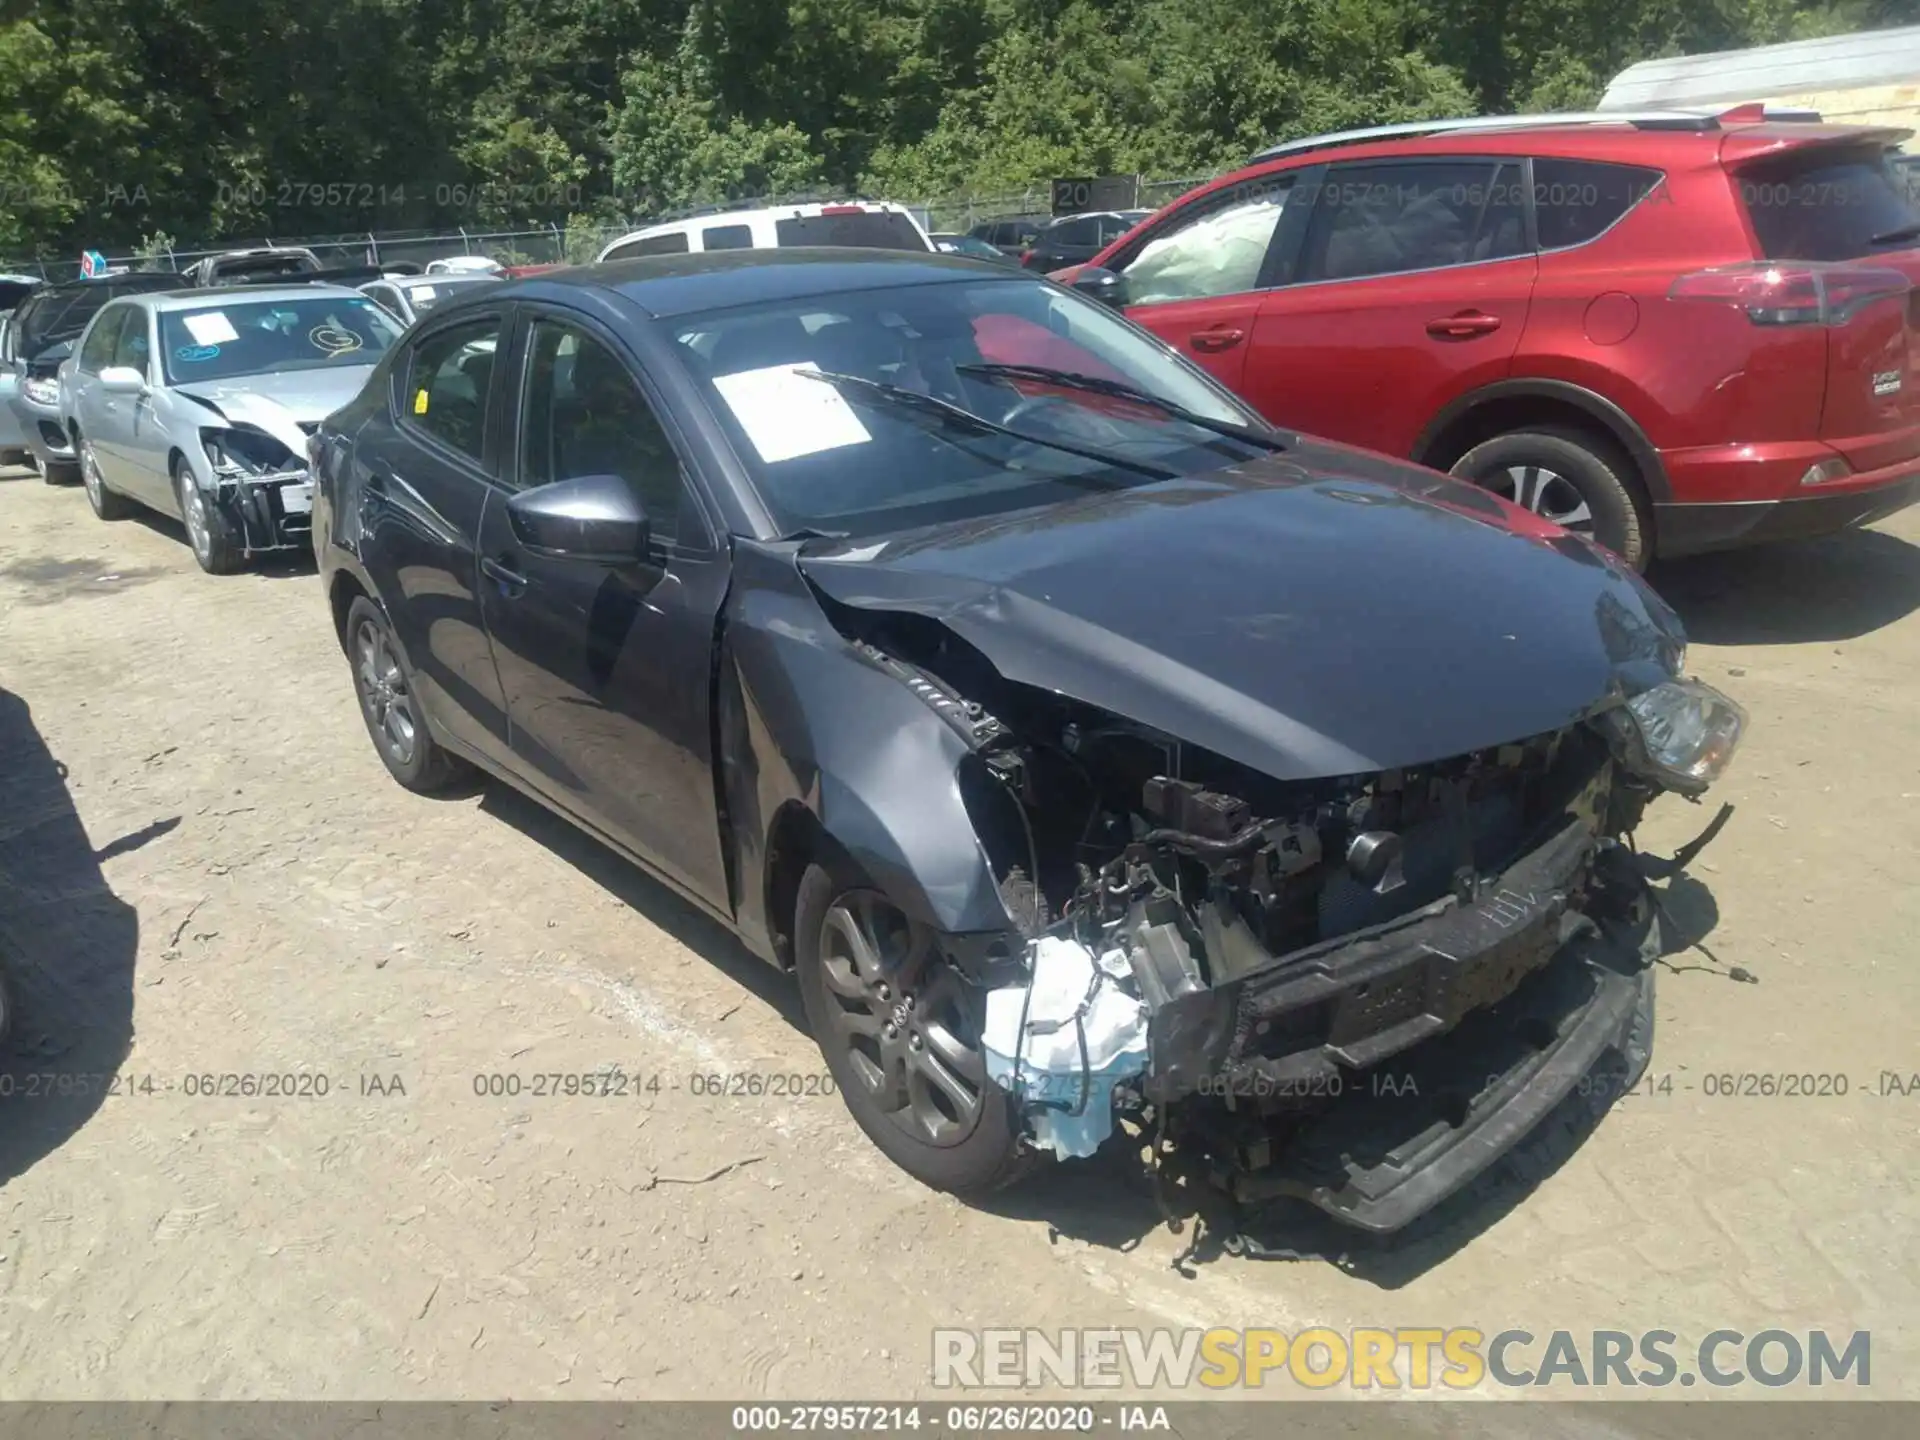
[174,367,376,452]
[796,446,1687,781]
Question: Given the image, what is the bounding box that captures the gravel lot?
[2,462,1918,1409]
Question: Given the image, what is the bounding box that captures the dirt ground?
[2,462,1917,1411]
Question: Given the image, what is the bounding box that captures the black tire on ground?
[1449,427,1650,570]
[793,861,1032,1195]
[173,457,245,574]
[344,595,471,793]
[78,437,133,520]
[41,457,78,485]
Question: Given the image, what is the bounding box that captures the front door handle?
[1188,326,1245,354]
[482,554,528,596]
[1426,311,1503,339]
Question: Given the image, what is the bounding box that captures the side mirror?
[506,472,650,563]
[99,365,147,394]
[1070,266,1129,310]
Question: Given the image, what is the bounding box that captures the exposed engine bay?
[836,601,1735,1233]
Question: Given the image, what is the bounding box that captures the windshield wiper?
[1868,222,1920,247]
[796,369,1180,480]
[954,362,1287,450]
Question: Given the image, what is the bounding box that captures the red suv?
[1062,108,1920,567]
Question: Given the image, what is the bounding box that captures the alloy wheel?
[1490,464,1594,534]
[80,443,104,510]
[354,618,419,766]
[181,480,214,563]
[816,890,988,1147]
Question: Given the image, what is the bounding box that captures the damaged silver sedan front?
[58,284,401,573]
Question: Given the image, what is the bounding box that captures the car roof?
[1225,115,1910,179]
[133,283,375,312]
[600,200,923,251]
[495,248,1025,320]
[390,273,500,290]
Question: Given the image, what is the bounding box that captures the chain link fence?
[2,174,1222,279]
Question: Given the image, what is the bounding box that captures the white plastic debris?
[982,935,1149,1160]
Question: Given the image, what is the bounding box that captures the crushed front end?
[200,422,318,554]
[848,608,1745,1234]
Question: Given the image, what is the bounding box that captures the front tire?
[174,458,245,573]
[79,438,132,520]
[345,595,470,793]
[1450,428,1649,570]
[793,863,1029,1194]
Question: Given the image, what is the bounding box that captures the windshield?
[671,277,1267,538]
[160,295,401,384]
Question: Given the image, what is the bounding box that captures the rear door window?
[1738,146,1920,261]
[773,211,927,251]
[701,224,755,251]
[1298,160,1527,282]
[1045,217,1099,248]
[1533,159,1663,250]
[613,231,692,258]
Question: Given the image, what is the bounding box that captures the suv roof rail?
[1246,105,1822,163]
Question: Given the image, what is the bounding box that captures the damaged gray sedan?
[59,284,402,572]
[313,251,1744,1231]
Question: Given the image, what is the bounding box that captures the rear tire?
[1449,428,1649,570]
[345,595,470,793]
[174,458,245,573]
[793,862,1031,1195]
[79,437,132,520]
[40,456,77,486]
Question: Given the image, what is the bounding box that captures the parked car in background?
[183,246,323,287]
[360,272,503,326]
[1021,210,1153,272]
[1060,108,1920,566]
[966,214,1048,259]
[3,272,181,481]
[311,249,1740,1216]
[0,275,44,467]
[597,201,933,261]
[930,233,1016,263]
[59,284,401,571]
[425,256,505,276]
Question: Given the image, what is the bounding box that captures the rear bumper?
[5,395,72,469]
[1656,469,1920,557]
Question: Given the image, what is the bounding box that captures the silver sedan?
[58,285,402,573]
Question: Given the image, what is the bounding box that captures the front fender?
[721,542,1014,950]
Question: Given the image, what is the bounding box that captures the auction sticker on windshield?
[182,311,240,346]
[713,361,872,464]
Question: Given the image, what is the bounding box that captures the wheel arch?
[1413,379,1671,505]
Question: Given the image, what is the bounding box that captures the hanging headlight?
[1597,679,1746,796]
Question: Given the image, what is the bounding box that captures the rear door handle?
[482,555,528,596]
[1426,311,1502,339]
[1188,326,1245,354]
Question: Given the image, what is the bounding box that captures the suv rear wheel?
[1449,428,1648,569]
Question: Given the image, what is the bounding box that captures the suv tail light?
[1670,262,1911,326]
[819,205,865,216]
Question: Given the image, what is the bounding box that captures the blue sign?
[80,249,108,278]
